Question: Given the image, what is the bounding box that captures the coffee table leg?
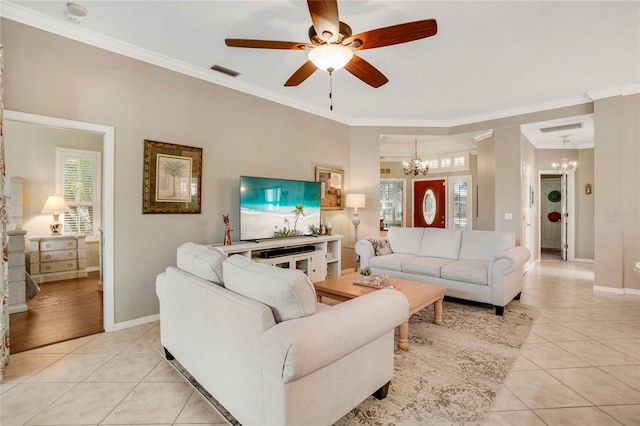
[434,298,443,325]
[398,322,409,350]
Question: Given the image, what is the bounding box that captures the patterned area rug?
[162,299,536,426]
[335,300,537,426]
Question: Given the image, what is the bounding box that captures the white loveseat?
[356,227,530,315]
[156,243,409,426]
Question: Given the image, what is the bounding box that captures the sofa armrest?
[261,289,409,384]
[490,246,531,275]
[355,239,376,268]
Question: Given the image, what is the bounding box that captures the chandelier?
[403,139,429,176]
[552,136,577,173]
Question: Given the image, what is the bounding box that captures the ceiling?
[2,1,639,154]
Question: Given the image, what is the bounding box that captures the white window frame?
[56,147,102,241]
[380,178,406,228]
[447,175,473,230]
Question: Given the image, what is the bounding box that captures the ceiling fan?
[225,0,438,88]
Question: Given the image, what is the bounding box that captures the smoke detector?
[65,3,88,24]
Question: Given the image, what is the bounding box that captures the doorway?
[413,179,446,228]
[539,171,575,261]
[5,111,115,340]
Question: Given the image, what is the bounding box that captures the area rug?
[162,299,536,426]
[335,300,537,426]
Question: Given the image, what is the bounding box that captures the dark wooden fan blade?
[344,55,388,88]
[225,39,313,50]
[285,61,318,86]
[307,0,340,42]
[343,19,437,50]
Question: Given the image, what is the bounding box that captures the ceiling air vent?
[211,65,240,77]
[540,123,582,133]
[380,168,391,174]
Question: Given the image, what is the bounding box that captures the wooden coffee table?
[314,272,446,350]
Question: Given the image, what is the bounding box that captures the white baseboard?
[593,285,624,294]
[112,313,160,332]
[86,266,101,272]
[593,285,640,295]
[571,258,594,263]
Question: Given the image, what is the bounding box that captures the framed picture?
[143,140,202,214]
[315,166,344,210]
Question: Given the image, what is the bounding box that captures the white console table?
[216,235,342,282]
[28,235,88,283]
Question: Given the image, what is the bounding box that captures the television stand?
[216,235,342,282]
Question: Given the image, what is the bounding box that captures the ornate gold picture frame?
[143,140,202,214]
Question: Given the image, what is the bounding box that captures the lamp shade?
[42,195,70,213]
[308,44,354,72]
[345,193,366,212]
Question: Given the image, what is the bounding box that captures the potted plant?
[360,267,371,283]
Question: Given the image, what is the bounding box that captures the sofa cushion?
[222,255,316,323]
[418,228,462,260]
[177,242,227,285]
[367,238,393,256]
[441,260,489,285]
[401,257,456,278]
[387,227,424,255]
[459,230,515,261]
[369,253,415,272]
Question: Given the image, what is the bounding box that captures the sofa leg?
[164,347,175,361]
[514,292,522,300]
[495,306,504,316]
[373,381,390,400]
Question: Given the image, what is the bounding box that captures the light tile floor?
[485,260,640,426]
[2,259,638,426]
[0,322,230,426]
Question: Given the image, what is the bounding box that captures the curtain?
[0,43,8,380]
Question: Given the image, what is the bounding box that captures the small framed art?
[143,139,202,214]
[315,166,344,210]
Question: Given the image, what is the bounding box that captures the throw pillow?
[176,243,227,285]
[222,255,316,323]
[367,238,393,256]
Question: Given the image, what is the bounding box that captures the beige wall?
[2,20,351,323]
[3,18,637,326]
[576,149,595,259]
[594,94,640,290]
[4,120,102,268]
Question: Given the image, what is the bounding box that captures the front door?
[414,179,446,228]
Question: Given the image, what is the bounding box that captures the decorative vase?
[362,275,369,284]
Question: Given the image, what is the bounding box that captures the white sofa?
[356,227,531,315]
[156,243,409,426]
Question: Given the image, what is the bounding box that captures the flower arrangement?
[360,267,371,276]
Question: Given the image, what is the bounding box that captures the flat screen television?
[239,175,321,241]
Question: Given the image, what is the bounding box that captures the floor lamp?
[346,193,366,270]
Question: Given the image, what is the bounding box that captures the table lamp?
[42,194,70,235]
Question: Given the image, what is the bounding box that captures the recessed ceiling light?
[65,3,88,24]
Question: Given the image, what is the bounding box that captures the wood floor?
[9,273,104,354]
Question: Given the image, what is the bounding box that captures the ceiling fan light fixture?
[308,43,353,72]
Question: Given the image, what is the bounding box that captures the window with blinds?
[56,148,101,238]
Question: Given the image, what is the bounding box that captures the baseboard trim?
[571,258,594,263]
[593,285,623,294]
[112,313,160,332]
[8,303,28,314]
[624,287,640,295]
[86,266,101,272]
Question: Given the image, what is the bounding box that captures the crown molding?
[0,2,353,125]
[2,2,634,131]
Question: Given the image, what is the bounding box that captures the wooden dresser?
[28,235,88,283]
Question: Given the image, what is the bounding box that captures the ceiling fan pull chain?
[329,70,334,111]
